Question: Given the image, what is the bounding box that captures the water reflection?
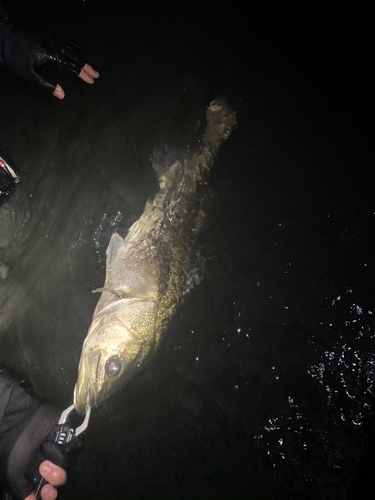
[253,208,375,499]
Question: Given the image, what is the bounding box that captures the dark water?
[1,2,375,499]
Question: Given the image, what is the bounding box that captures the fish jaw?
[74,297,158,414]
[74,349,103,414]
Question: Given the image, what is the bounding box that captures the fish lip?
[75,349,102,414]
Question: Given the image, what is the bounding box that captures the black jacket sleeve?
[0,366,62,499]
[0,367,21,426]
[0,365,88,500]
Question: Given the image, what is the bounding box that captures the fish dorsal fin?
[105,233,123,280]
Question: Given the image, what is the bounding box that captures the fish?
[74,98,237,414]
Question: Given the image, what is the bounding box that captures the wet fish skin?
[74,98,237,414]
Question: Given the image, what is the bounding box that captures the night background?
[1,1,375,499]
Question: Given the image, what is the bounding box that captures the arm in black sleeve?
[0,366,83,500]
[0,366,61,499]
[0,367,21,426]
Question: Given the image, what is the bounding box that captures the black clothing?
[0,20,86,95]
[0,4,90,206]
[0,367,74,500]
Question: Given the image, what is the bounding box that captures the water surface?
[1,2,374,499]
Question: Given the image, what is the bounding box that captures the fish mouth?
[74,349,102,414]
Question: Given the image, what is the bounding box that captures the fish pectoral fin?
[116,287,158,302]
[92,287,125,299]
[92,286,158,302]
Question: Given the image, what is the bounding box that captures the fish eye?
[105,356,122,377]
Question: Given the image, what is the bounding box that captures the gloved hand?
[0,21,99,99]
[0,367,82,500]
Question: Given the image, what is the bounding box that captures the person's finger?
[24,492,36,500]
[78,70,95,84]
[83,63,100,79]
[24,483,58,500]
[52,84,65,99]
[78,63,100,83]
[40,483,58,500]
[39,461,67,486]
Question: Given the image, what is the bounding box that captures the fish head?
[74,297,157,414]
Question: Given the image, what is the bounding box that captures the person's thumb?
[52,84,65,99]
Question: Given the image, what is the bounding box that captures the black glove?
[0,367,82,500]
[0,21,87,94]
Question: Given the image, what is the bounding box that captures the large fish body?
[74,98,237,413]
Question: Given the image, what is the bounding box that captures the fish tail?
[154,97,237,190]
[190,97,237,182]
[126,98,236,244]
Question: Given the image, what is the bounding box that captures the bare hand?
[24,461,67,500]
